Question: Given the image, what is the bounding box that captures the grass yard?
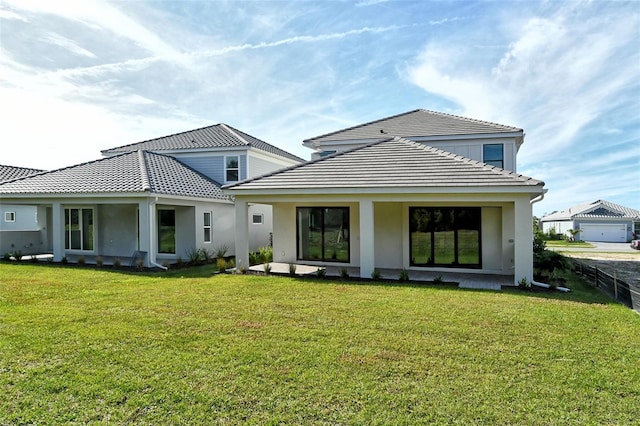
[1,263,639,424]
[545,240,594,248]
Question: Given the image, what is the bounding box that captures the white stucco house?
[0,124,302,266]
[225,110,546,285]
[541,200,640,242]
[0,165,45,255]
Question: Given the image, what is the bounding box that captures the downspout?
[530,189,569,292]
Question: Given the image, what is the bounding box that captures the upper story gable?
[302,109,524,172]
[101,123,304,184]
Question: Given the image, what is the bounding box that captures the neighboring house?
[541,200,640,242]
[0,124,303,266]
[0,165,45,255]
[226,110,546,285]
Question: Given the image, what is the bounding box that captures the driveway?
[552,242,638,253]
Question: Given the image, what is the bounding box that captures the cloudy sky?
[1,0,638,216]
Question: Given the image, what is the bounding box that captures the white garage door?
[580,224,626,242]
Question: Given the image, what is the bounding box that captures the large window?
[483,144,504,168]
[225,156,239,182]
[297,207,349,263]
[203,211,212,243]
[65,208,94,251]
[158,209,176,254]
[410,207,481,268]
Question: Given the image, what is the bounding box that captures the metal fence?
[570,258,640,311]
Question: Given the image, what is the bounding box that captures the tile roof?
[541,200,640,221]
[224,137,544,192]
[101,123,304,162]
[0,151,228,200]
[304,109,523,145]
[0,165,45,183]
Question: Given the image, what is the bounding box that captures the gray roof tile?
[102,123,303,162]
[0,165,45,183]
[0,151,228,200]
[541,200,640,221]
[304,109,523,144]
[225,137,544,192]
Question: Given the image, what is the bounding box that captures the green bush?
[398,269,410,282]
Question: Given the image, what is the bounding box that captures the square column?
[138,200,152,267]
[513,196,534,284]
[234,198,249,269]
[359,200,375,279]
[51,202,65,262]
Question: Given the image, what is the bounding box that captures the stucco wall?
[97,204,138,257]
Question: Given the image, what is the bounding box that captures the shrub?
[217,257,227,273]
[29,254,39,263]
[340,267,349,279]
[227,258,235,269]
[288,263,297,276]
[263,262,271,274]
[371,269,381,280]
[518,277,531,289]
[2,252,11,261]
[316,268,326,278]
[11,250,22,261]
[96,256,104,268]
[398,269,409,282]
[259,246,273,263]
[214,244,229,260]
[237,265,248,274]
[61,256,68,265]
[113,258,121,268]
[77,256,86,266]
[432,275,444,285]
[533,233,546,254]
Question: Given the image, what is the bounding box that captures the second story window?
[483,144,504,168]
[225,156,239,182]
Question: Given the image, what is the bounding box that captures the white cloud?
[42,33,96,58]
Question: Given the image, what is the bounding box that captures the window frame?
[409,207,482,268]
[225,155,240,183]
[296,207,350,263]
[203,211,212,243]
[483,143,504,169]
[4,211,16,222]
[251,213,264,225]
[64,207,95,252]
[157,208,176,254]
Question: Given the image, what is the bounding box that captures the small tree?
[566,229,581,242]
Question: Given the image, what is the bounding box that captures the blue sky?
[1,0,638,216]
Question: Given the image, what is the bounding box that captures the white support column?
[513,196,534,285]
[359,200,375,279]
[234,198,249,269]
[138,200,151,267]
[51,202,65,262]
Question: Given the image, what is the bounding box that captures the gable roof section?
[224,137,544,192]
[101,123,303,162]
[0,165,45,183]
[303,109,523,145]
[541,200,640,221]
[0,151,227,200]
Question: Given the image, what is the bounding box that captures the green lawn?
[1,263,639,424]
[545,240,594,248]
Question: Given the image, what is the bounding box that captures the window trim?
[4,211,16,222]
[483,143,504,169]
[225,155,240,183]
[203,211,212,243]
[251,213,264,225]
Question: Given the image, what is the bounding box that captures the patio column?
[359,199,375,279]
[235,198,249,269]
[513,196,534,285]
[51,202,65,262]
[138,200,151,267]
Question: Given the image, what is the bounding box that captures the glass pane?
[204,228,211,243]
[204,212,211,227]
[158,210,176,254]
[82,209,93,251]
[69,209,81,250]
[226,169,239,181]
[483,144,503,168]
[410,208,432,265]
[456,208,480,265]
[323,208,349,262]
[433,208,455,265]
[226,156,239,168]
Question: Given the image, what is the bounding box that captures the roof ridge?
[219,123,249,145]
[137,150,151,191]
[224,124,306,162]
[101,123,222,154]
